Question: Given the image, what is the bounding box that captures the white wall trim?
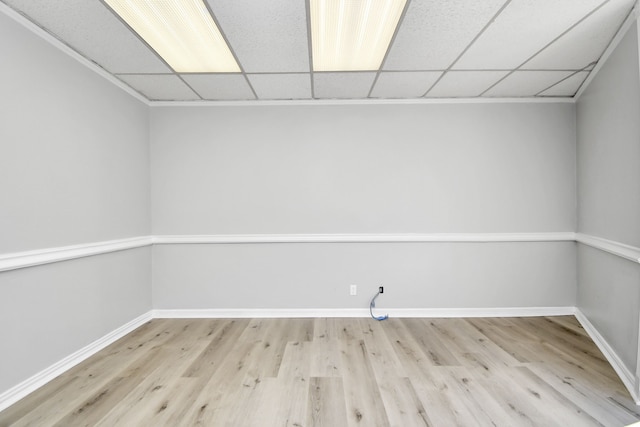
[0,233,576,272]
[0,2,149,105]
[574,309,640,405]
[575,4,639,99]
[0,311,153,412]
[149,97,575,108]
[152,232,576,245]
[153,306,575,319]
[0,236,152,272]
[576,233,640,263]
[9,232,640,273]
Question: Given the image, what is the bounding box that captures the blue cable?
[369,290,388,321]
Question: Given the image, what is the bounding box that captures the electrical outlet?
[350,284,357,296]
[379,286,384,294]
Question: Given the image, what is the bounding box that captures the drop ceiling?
[1,0,636,102]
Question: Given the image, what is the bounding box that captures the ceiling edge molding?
[149,97,575,108]
[0,2,150,105]
[575,3,639,100]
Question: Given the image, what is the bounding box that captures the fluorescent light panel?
[311,0,407,71]
[104,0,240,72]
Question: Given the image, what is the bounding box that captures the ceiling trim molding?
[0,2,150,105]
[575,3,639,100]
[148,97,574,107]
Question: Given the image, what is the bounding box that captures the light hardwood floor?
[1,316,639,426]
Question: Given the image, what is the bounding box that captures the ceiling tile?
[522,0,634,70]
[247,74,311,100]
[313,72,377,99]
[453,0,604,70]
[384,0,506,70]
[117,74,199,101]
[2,0,171,74]
[426,71,508,98]
[181,74,255,100]
[538,71,589,96]
[207,0,309,73]
[483,70,574,97]
[370,72,442,98]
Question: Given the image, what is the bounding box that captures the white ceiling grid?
[248,74,313,100]
[206,0,310,73]
[522,0,635,70]
[181,74,256,100]
[2,0,171,74]
[484,70,577,97]
[383,0,508,70]
[453,0,605,70]
[314,72,378,98]
[370,71,442,98]
[0,0,636,102]
[427,71,510,98]
[538,71,590,96]
[117,74,200,100]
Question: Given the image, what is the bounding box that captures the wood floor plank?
[467,317,548,363]
[358,318,407,380]
[509,366,602,426]
[376,376,432,427]
[401,318,463,367]
[309,338,343,377]
[92,340,211,426]
[409,366,494,426]
[307,377,348,427]
[339,338,390,427]
[181,318,250,379]
[382,318,432,369]
[526,362,640,426]
[1,316,638,427]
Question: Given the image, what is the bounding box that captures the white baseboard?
[574,309,639,405]
[0,311,153,412]
[153,306,575,319]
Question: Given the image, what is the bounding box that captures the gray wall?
[0,15,150,254]
[0,12,151,393]
[0,249,151,393]
[153,242,576,310]
[151,103,577,310]
[151,103,576,234]
[576,22,640,374]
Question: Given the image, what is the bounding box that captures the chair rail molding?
[152,232,576,244]
[0,236,153,272]
[0,232,587,272]
[575,233,640,264]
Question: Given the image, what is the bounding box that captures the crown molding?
[149,97,574,108]
[0,2,149,105]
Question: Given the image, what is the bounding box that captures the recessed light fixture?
[104,0,240,73]
[310,0,407,71]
